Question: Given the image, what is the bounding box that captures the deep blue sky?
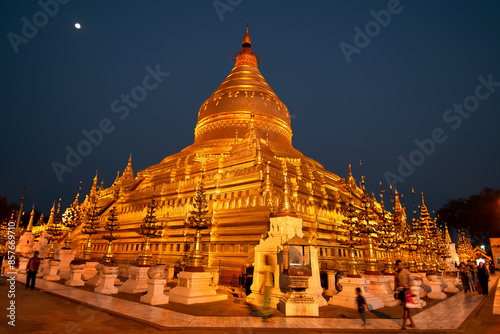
[1,0,499,218]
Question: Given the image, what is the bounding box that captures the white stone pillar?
[329,277,384,310]
[55,249,76,280]
[365,275,399,307]
[427,275,447,299]
[37,258,50,278]
[306,247,327,306]
[118,266,149,293]
[65,263,85,287]
[324,270,337,296]
[140,279,169,305]
[44,259,61,281]
[95,266,119,295]
[85,263,102,286]
[443,277,459,293]
[18,257,29,274]
[169,271,228,304]
[81,261,98,280]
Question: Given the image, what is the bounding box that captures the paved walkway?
[14,273,499,331]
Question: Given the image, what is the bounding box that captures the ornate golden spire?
[235,26,257,67]
[38,213,44,226]
[261,161,275,214]
[47,201,56,227]
[444,223,452,244]
[73,182,82,206]
[123,154,134,179]
[419,192,431,221]
[394,187,402,213]
[277,170,296,216]
[27,204,35,231]
[242,25,251,47]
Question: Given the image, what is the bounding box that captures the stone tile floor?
[13,273,500,331]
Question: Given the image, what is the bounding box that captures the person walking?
[260,255,274,320]
[25,251,41,290]
[477,262,490,296]
[459,262,471,293]
[356,287,370,326]
[468,260,478,293]
[394,259,415,330]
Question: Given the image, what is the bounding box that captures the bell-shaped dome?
[191,28,297,155]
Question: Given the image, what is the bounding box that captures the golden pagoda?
[67,27,405,270]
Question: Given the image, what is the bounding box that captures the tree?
[437,187,500,248]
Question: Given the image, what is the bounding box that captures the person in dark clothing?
[356,287,369,326]
[477,262,489,296]
[26,251,41,290]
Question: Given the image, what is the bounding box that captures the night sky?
[1,0,499,218]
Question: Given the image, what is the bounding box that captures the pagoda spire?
[73,182,82,206]
[277,170,296,216]
[235,24,258,68]
[47,201,56,227]
[27,204,35,231]
[123,154,134,179]
[394,187,402,213]
[444,223,452,244]
[261,161,275,215]
[242,26,251,47]
[37,213,44,226]
[419,192,431,223]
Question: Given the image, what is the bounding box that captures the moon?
[74,23,81,29]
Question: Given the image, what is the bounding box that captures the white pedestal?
[37,259,50,278]
[44,260,61,281]
[328,277,384,310]
[140,279,169,305]
[82,262,98,280]
[306,247,328,307]
[95,273,118,295]
[412,273,429,298]
[443,277,459,293]
[278,291,319,316]
[365,275,399,307]
[428,280,447,299]
[169,271,228,304]
[119,266,149,293]
[85,264,102,286]
[55,249,76,280]
[324,271,337,296]
[410,285,426,308]
[65,269,85,286]
[18,257,29,274]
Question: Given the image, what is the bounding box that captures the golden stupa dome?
[191,27,297,155]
